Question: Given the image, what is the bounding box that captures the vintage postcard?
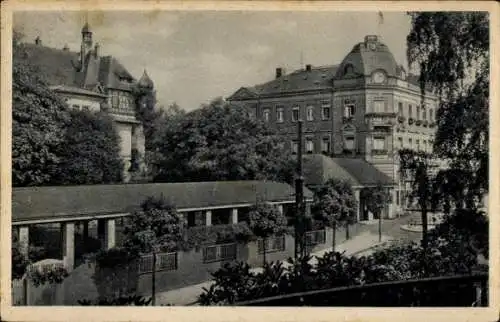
[1,1,499,322]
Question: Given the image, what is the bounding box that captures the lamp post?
[151,245,160,306]
[295,120,305,259]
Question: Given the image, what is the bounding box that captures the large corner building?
[228,35,440,216]
[20,23,153,182]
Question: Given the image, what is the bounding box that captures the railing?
[236,273,488,307]
[138,252,177,274]
[108,106,136,116]
[203,242,237,263]
[257,235,286,254]
[305,229,326,246]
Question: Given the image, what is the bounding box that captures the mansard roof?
[228,65,338,100]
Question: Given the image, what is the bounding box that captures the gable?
[228,87,259,100]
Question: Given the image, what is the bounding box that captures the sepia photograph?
[1,1,498,321]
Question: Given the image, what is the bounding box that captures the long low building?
[12,181,313,271]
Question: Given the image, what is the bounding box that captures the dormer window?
[344,64,354,76]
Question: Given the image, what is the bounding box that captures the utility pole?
[295,120,305,259]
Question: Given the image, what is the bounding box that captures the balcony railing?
[108,106,136,116]
[365,112,397,127]
[236,273,488,307]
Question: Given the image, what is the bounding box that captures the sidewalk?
[155,231,390,306]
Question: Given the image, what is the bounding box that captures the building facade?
[228,35,439,214]
[21,24,152,182]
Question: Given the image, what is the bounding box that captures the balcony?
[108,105,136,117]
[365,112,396,128]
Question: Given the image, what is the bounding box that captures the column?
[205,210,212,226]
[354,189,361,222]
[61,222,75,272]
[277,204,284,215]
[231,208,238,224]
[105,219,116,249]
[98,219,116,250]
[18,226,30,259]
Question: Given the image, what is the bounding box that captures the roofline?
[50,86,108,98]
[12,200,314,225]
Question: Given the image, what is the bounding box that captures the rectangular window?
[373,101,385,113]
[263,109,270,122]
[408,104,413,118]
[292,106,300,122]
[409,138,413,149]
[396,191,400,206]
[72,104,80,110]
[398,137,403,149]
[344,104,355,118]
[344,137,355,150]
[306,138,314,154]
[291,141,298,155]
[112,92,119,108]
[306,106,314,121]
[430,109,434,122]
[416,106,421,120]
[416,139,420,150]
[276,107,284,123]
[321,137,331,154]
[398,102,403,115]
[373,137,386,151]
[422,106,427,120]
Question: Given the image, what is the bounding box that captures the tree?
[407,12,489,208]
[151,98,295,183]
[53,110,124,185]
[399,149,435,252]
[248,203,288,266]
[361,183,391,242]
[122,196,183,305]
[311,178,357,250]
[12,35,70,187]
[133,81,164,153]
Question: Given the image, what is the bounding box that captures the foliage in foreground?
[198,209,488,305]
[78,295,152,306]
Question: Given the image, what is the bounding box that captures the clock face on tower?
[372,71,386,84]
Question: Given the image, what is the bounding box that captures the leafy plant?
[27,265,69,287]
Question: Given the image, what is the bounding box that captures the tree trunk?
[345,222,350,240]
[378,209,382,242]
[332,223,336,251]
[262,237,267,266]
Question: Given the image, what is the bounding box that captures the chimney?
[35,36,41,46]
[306,64,312,72]
[276,67,283,79]
[94,43,100,58]
[63,44,69,51]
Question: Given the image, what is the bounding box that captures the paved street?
[155,212,422,306]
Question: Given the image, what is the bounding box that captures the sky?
[14,11,412,111]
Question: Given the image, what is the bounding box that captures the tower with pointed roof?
[22,22,148,183]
